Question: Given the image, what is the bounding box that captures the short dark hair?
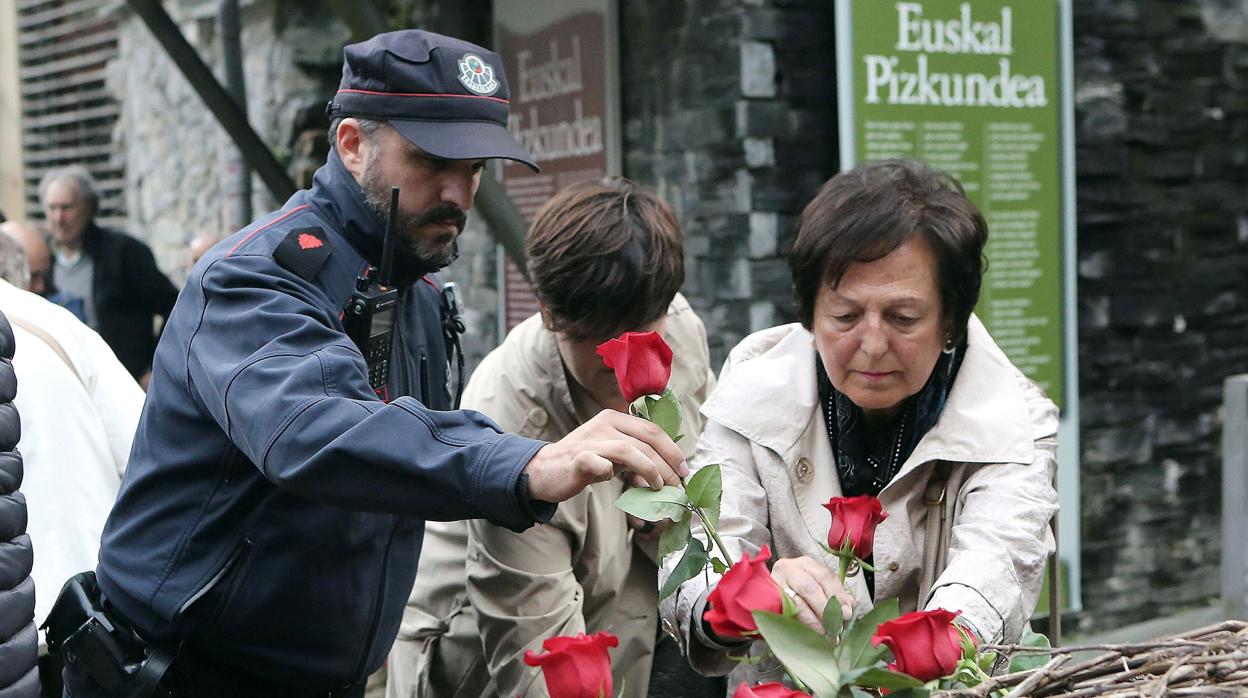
[527,178,685,340]
[789,159,988,343]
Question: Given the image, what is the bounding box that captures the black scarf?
[818,342,965,499]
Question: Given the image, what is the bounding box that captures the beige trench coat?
[388,294,715,698]
[659,316,1058,688]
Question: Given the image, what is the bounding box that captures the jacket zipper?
[352,520,401,680]
[419,351,429,403]
[178,536,252,616]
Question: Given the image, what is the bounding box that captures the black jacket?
[58,223,179,378]
[0,312,40,696]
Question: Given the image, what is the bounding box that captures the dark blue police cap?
[328,30,538,172]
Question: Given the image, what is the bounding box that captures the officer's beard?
[360,154,465,273]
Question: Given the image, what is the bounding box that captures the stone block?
[749,212,778,258]
[1110,291,1178,329]
[742,7,782,40]
[744,137,775,168]
[1083,419,1155,466]
[740,41,777,98]
[736,100,793,138]
[749,301,775,332]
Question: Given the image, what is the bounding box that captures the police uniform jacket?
[95,149,552,691]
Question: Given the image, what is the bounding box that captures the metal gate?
[16,0,125,228]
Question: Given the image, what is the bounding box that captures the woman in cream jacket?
[661,160,1058,689]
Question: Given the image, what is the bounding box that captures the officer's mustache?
[411,204,467,234]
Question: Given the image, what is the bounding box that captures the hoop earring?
[942,337,955,354]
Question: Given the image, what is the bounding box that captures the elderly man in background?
[0,221,52,295]
[41,165,179,384]
[0,234,143,696]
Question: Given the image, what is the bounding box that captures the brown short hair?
[789,159,988,343]
[527,178,684,340]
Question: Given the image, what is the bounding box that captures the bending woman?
[661,159,1058,687]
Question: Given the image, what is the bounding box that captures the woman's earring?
[942,336,955,354]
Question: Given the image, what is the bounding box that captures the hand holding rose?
[524,410,688,503]
[769,555,853,635]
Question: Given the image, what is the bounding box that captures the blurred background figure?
[1,221,52,296]
[186,233,220,272]
[40,165,178,386]
[0,233,144,696]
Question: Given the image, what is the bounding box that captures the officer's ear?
[336,118,370,181]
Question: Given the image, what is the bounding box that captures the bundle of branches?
[936,621,1248,697]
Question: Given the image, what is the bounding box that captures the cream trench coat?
[659,316,1058,688]
[387,293,716,698]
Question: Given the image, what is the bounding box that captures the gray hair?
[0,233,30,289]
[327,117,388,151]
[39,164,100,216]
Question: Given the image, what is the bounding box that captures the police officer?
[61,30,685,697]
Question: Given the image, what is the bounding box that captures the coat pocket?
[177,537,255,627]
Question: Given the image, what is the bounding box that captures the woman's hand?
[771,556,854,634]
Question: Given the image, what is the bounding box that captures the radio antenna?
[379,186,399,288]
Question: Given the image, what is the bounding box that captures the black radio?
[344,187,401,401]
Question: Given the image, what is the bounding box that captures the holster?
[42,571,175,698]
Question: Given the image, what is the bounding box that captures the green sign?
[837,0,1065,407]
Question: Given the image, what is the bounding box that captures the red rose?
[871,608,964,682]
[523,631,619,698]
[733,682,812,698]
[703,545,783,639]
[823,495,888,559]
[596,331,673,403]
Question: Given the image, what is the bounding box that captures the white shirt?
[0,280,143,630]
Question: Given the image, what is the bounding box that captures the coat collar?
[495,313,584,431]
[701,315,1036,471]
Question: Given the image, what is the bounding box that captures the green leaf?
[686,464,722,528]
[657,513,692,560]
[977,650,997,674]
[615,486,690,522]
[646,390,684,442]
[822,597,844,642]
[751,611,841,696]
[840,597,899,668]
[709,557,729,574]
[1007,628,1052,673]
[853,667,925,690]
[659,537,707,599]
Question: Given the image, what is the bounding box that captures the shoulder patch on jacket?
[274,227,333,281]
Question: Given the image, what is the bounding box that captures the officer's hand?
[523,409,688,504]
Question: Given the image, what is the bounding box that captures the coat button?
[794,457,813,484]
[888,561,900,572]
[661,618,678,641]
[527,407,548,428]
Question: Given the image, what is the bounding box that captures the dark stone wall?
[1073,0,1248,631]
[619,0,837,366]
